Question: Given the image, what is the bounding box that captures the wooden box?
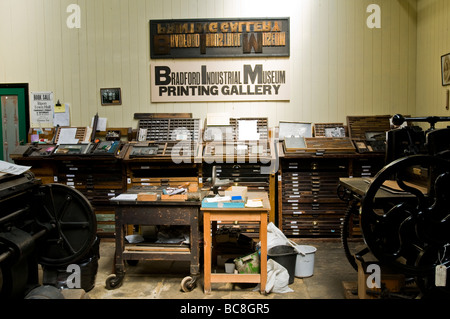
[283,137,355,154]
[188,182,199,193]
[137,192,158,201]
[356,258,405,299]
[28,127,56,143]
[347,115,391,141]
[313,123,346,137]
[161,194,188,201]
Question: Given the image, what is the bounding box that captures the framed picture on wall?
[101,88,122,105]
[441,53,450,86]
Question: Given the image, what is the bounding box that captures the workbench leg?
[190,208,200,276]
[260,212,268,294]
[106,214,126,290]
[203,212,211,294]
[114,217,126,275]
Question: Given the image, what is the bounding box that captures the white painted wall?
[416,0,450,127]
[0,0,418,129]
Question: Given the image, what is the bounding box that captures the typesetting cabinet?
[278,153,384,238]
[201,117,277,228]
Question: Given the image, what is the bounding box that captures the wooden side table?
[202,192,270,294]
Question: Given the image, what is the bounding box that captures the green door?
[0,84,29,162]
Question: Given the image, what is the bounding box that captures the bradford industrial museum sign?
[150,18,290,103]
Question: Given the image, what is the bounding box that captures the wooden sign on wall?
[150,18,290,59]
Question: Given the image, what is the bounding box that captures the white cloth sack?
[266,222,306,255]
[265,259,294,294]
[267,222,290,250]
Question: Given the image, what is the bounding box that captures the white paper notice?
[54,103,70,127]
[57,127,78,144]
[207,113,230,126]
[91,117,107,132]
[0,160,31,175]
[30,91,54,128]
[238,120,260,141]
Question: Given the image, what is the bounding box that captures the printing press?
[0,171,98,299]
[339,114,450,298]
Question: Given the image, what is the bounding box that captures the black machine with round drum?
[0,171,97,299]
[339,114,450,298]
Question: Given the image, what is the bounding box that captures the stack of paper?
[245,199,263,208]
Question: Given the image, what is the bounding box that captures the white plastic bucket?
[294,245,317,278]
[224,259,235,274]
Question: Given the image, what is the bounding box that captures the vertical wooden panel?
[300,0,313,123]
[390,1,400,116]
[9,0,29,82]
[172,0,182,18]
[311,0,325,122]
[137,0,149,119]
[344,0,356,118]
[85,0,100,120]
[328,0,338,122]
[34,0,48,89]
[416,0,450,124]
[371,2,382,116]
[0,0,8,80]
[77,0,89,126]
[380,0,392,116]
[336,0,347,124]
[363,0,373,115]
[24,1,39,88]
[354,0,364,116]
[48,0,66,118]
[407,0,417,117]
[94,0,105,120]
[398,0,409,115]
[188,0,198,18]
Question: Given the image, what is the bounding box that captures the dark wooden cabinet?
[278,153,384,238]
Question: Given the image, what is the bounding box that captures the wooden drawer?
[85,189,123,204]
[94,207,116,237]
[130,176,198,187]
[351,158,384,178]
[282,212,344,237]
[282,159,348,171]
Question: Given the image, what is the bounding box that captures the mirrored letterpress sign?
[150,18,290,59]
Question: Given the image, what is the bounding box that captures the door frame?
[0,83,30,161]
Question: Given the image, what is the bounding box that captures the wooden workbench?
[106,194,202,291]
[339,177,420,199]
[201,192,270,294]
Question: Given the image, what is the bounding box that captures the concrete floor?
[86,239,366,300]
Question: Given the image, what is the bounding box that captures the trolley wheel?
[105,274,123,290]
[181,276,197,292]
